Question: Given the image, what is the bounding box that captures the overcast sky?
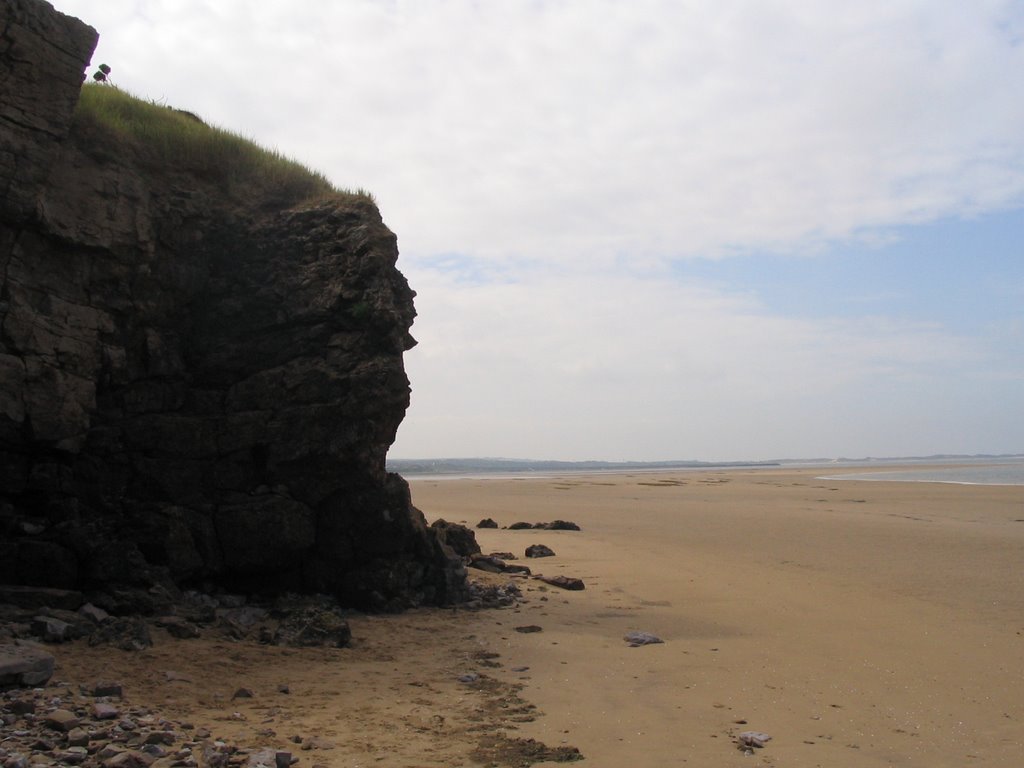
[56,0,1024,461]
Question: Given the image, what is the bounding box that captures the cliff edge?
[0,0,465,611]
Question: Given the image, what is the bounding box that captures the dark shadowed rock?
[535,575,585,591]
[525,544,556,558]
[0,0,97,220]
[467,554,531,576]
[85,586,177,617]
[467,555,504,574]
[477,518,498,529]
[0,0,465,611]
[154,616,201,639]
[506,520,581,531]
[430,519,481,557]
[272,606,351,648]
[78,603,110,624]
[87,618,152,651]
[501,563,532,575]
[0,642,55,687]
[543,520,581,531]
[0,586,83,611]
[30,615,75,643]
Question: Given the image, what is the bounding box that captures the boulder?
[543,520,581,531]
[476,518,498,529]
[0,642,55,687]
[525,544,556,558]
[78,603,110,624]
[535,575,585,591]
[430,519,481,557]
[31,615,74,642]
[43,708,79,732]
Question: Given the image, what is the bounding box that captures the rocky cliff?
[0,0,465,611]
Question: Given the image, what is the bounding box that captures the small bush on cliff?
[72,84,371,206]
[92,63,112,84]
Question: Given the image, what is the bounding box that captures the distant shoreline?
[389,454,1024,481]
[389,458,779,479]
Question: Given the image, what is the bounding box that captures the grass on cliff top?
[72,84,373,207]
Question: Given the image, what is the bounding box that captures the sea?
[816,458,1024,487]
[396,456,1024,485]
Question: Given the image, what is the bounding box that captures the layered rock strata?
[0,0,464,610]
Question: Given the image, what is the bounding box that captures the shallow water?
[818,459,1024,486]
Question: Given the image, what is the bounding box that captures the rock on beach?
[623,631,664,647]
[0,643,55,687]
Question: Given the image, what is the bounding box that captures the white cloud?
[63,0,1024,264]
[393,267,1002,460]
[53,0,1024,459]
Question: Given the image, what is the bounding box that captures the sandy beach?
[46,468,1023,767]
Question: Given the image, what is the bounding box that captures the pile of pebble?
[0,679,316,768]
[463,580,523,609]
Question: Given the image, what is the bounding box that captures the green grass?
[71,84,373,207]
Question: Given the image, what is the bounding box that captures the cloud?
[65,0,1024,264]
[55,0,1024,459]
[393,265,1001,460]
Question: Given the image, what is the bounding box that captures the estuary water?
[818,459,1024,486]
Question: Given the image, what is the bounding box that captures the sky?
[55,0,1024,462]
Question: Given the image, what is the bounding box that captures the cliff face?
[0,0,465,610]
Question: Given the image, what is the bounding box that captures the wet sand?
[51,468,1023,767]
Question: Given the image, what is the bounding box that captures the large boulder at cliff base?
[431,519,482,558]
